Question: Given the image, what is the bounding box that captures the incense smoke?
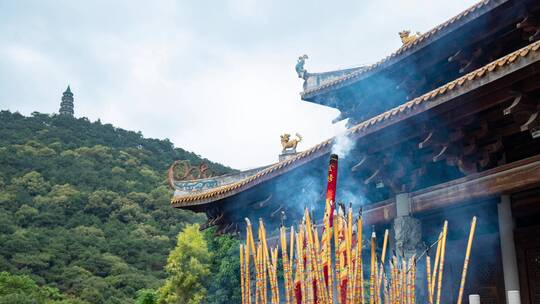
[331,131,354,159]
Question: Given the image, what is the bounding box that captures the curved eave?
[171,140,333,207]
[300,0,500,99]
[172,40,540,208]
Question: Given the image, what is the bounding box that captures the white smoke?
[331,131,354,159]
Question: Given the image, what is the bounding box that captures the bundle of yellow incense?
[435,221,448,304]
[281,227,292,304]
[305,210,329,303]
[456,216,477,304]
[260,219,280,304]
[294,229,305,304]
[241,204,478,304]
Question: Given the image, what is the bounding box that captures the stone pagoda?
[59,86,74,117]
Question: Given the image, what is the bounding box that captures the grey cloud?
[0,0,477,168]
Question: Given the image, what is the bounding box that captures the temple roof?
[171,39,540,208]
[300,0,498,99]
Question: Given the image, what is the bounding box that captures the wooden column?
[497,195,521,302]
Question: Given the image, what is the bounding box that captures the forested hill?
[0,110,235,303]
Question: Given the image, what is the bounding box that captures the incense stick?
[456,216,477,304]
[435,221,448,304]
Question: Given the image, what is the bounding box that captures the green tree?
[0,110,235,302]
[0,271,82,304]
[11,171,50,196]
[203,230,241,304]
[136,289,157,304]
[157,225,211,304]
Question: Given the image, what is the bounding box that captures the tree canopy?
[0,111,237,303]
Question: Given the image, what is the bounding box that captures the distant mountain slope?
[0,111,234,303]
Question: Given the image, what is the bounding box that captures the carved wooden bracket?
[364,167,381,185]
[520,111,539,133]
[432,145,452,162]
[351,154,367,172]
[503,91,537,116]
[517,14,540,42]
[250,194,273,210]
[448,47,483,74]
[419,131,434,149]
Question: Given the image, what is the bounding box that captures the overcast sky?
[0,0,477,169]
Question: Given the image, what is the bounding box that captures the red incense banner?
[326,154,338,227]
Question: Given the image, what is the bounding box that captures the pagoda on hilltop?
[59,86,74,117]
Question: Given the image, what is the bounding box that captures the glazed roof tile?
[172,40,540,207]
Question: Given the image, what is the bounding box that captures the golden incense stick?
[426,256,432,304]
[370,231,376,304]
[245,244,251,304]
[430,232,442,300]
[255,243,262,304]
[353,215,364,303]
[378,229,389,298]
[240,244,246,304]
[456,216,477,304]
[281,227,292,304]
[435,221,448,304]
[294,229,305,304]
